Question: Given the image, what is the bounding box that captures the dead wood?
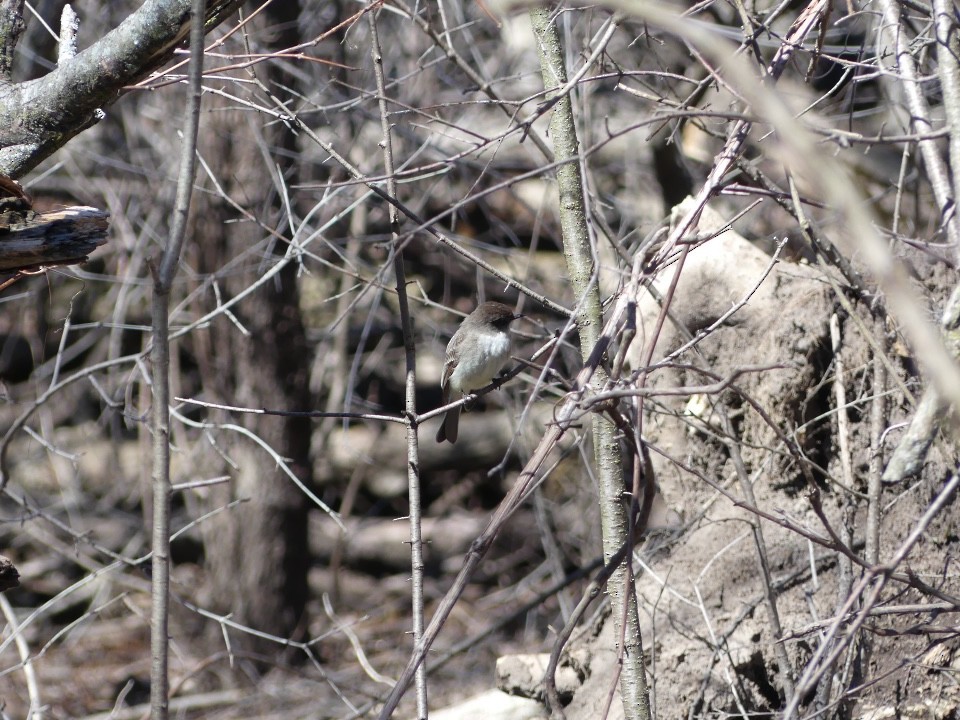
[0,554,19,592]
[0,200,108,273]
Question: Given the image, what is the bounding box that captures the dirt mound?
[526,201,960,719]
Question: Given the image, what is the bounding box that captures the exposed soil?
[519,204,960,720]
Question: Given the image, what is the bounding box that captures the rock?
[495,652,581,701]
[430,689,547,720]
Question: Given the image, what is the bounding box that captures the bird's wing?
[440,357,457,403]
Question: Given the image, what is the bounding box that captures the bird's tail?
[436,405,460,443]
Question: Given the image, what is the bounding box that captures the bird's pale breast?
[449,331,511,394]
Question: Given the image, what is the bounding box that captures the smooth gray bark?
[0,0,242,177]
[530,8,650,720]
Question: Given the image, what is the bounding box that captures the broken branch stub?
[0,200,109,273]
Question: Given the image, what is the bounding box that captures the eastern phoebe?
[436,301,521,444]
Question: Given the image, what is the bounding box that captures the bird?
[436,302,522,444]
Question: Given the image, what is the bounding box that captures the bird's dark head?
[473,301,522,329]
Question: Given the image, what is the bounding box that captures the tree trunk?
[188,1,311,659]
